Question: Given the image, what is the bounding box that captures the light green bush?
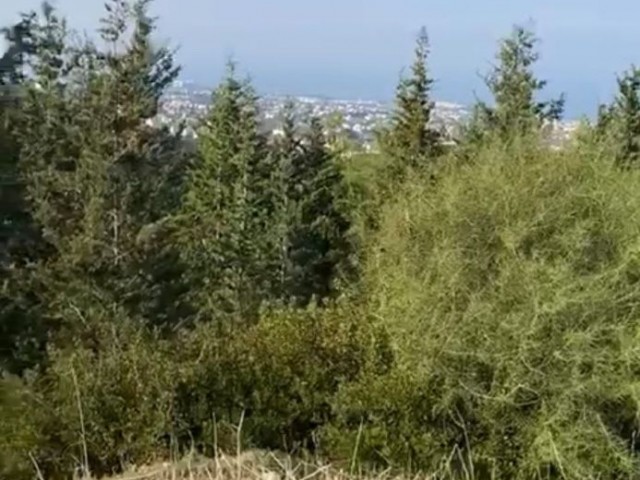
[331,138,640,478]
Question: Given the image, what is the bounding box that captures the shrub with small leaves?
[331,138,640,478]
[174,301,393,456]
[0,374,44,480]
[37,316,177,478]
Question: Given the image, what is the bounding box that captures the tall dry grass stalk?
[101,452,435,480]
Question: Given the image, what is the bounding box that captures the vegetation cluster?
[3,2,640,479]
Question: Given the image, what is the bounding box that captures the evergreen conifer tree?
[379,27,441,173]
[271,101,302,297]
[595,67,640,167]
[0,11,48,374]
[470,26,564,142]
[178,64,280,323]
[12,0,186,341]
[285,117,353,304]
[0,13,37,268]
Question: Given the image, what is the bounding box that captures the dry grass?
[101,452,428,480]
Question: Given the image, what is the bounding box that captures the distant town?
[156,80,581,150]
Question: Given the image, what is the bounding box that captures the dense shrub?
[0,299,391,479]
[330,139,640,478]
[4,4,640,479]
[174,301,393,456]
[0,374,44,480]
[7,137,640,480]
[35,318,175,475]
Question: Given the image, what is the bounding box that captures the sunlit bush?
[331,138,640,478]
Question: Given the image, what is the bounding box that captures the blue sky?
[3,0,640,117]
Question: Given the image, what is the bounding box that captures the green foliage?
[178,64,280,323]
[334,139,640,478]
[0,6,54,375]
[12,0,187,343]
[468,26,564,143]
[378,27,441,175]
[39,317,176,478]
[0,300,391,479]
[5,3,640,480]
[339,151,393,246]
[0,312,177,479]
[0,374,44,480]
[284,117,354,304]
[174,301,392,455]
[18,0,180,260]
[0,10,37,86]
[595,67,640,167]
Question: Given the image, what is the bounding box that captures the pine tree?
[12,0,186,341]
[0,13,37,268]
[178,64,279,323]
[285,117,353,305]
[0,10,48,374]
[94,0,189,327]
[595,67,640,167]
[470,26,564,142]
[379,27,441,172]
[271,101,302,297]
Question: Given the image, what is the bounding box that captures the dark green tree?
[178,64,280,324]
[595,67,640,167]
[271,101,302,297]
[0,10,46,374]
[12,0,186,345]
[469,25,564,142]
[284,117,353,305]
[378,27,441,172]
[0,12,37,268]
[95,0,190,327]
[2,3,191,476]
